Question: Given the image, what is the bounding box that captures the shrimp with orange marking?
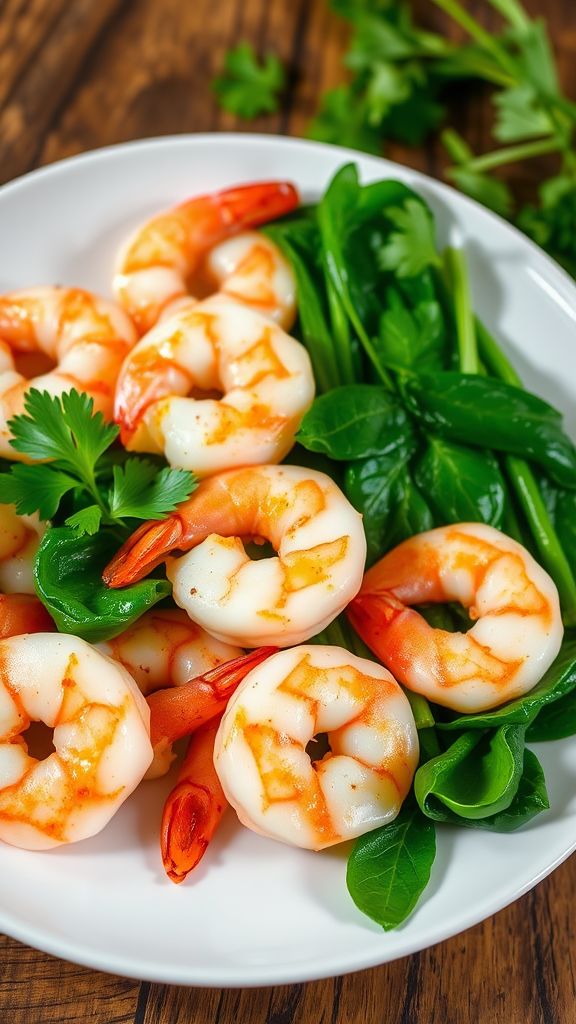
[347,523,564,713]
[213,645,419,851]
[0,503,53,639]
[0,287,136,458]
[113,181,299,334]
[113,294,314,474]
[151,648,276,883]
[0,633,152,850]
[103,464,367,648]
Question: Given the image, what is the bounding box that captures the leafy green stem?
[443,247,479,373]
[476,320,576,625]
[460,138,563,174]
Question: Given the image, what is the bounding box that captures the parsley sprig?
[0,390,196,535]
[212,42,285,118]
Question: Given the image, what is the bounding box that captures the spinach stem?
[404,689,436,730]
[476,320,576,626]
[443,247,479,373]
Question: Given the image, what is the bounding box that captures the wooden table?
[1,1,575,1021]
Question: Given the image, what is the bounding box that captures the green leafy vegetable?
[414,439,506,526]
[378,199,441,278]
[297,386,414,461]
[0,389,197,532]
[33,528,171,643]
[415,725,527,822]
[402,372,576,488]
[212,42,285,118]
[346,799,436,929]
[527,688,576,741]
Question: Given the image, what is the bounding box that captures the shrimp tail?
[161,722,227,884]
[347,591,407,663]
[102,516,186,587]
[209,181,299,232]
[148,646,278,748]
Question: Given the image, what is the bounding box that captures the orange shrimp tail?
[102,516,187,587]
[0,594,54,639]
[204,181,299,235]
[148,646,277,747]
[346,591,407,664]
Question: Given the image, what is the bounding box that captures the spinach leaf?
[415,725,526,821]
[438,640,576,731]
[34,527,171,643]
[414,438,506,526]
[527,688,576,741]
[344,438,420,564]
[298,385,413,460]
[378,288,447,372]
[346,799,436,930]
[402,372,576,488]
[386,465,434,550]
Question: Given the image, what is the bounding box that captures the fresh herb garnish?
[0,390,196,536]
[212,42,285,118]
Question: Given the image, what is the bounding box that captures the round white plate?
[1,135,575,987]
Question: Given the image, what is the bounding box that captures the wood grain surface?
[1,1,575,1021]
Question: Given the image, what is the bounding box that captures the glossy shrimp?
[113,294,314,474]
[100,609,242,697]
[200,230,296,329]
[0,633,153,850]
[0,287,136,458]
[0,504,52,639]
[113,181,299,334]
[214,645,419,851]
[348,523,564,713]
[151,648,277,880]
[103,465,367,647]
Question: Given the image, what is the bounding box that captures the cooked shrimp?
[113,294,315,474]
[0,633,153,850]
[113,181,299,334]
[147,647,277,771]
[160,718,227,884]
[214,645,419,851]
[0,503,44,594]
[0,504,52,638]
[201,231,296,329]
[0,594,53,640]
[348,523,564,713]
[0,287,136,458]
[103,465,367,647]
[100,608,242,697]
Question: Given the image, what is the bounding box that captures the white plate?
[1,135,575,987]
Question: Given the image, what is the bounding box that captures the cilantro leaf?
[378,290,446,371]
[8,390,118,476]
[493,84,553,142]
[378,199,441,278]
[212,42,285,118]
[308,86,382,154]
[0,465,77,519]
[518,176,576,277]
[108,459,196,520]
[65,505,103,536]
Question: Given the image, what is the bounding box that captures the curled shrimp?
[348,523,564,713]
[0,504,53,638]
[0,287,136,458]
[100,608,242,697]
[113,181,299,334]
[214,645,419,851]
[201,231,296,329]
[0,633,153,850]
[0,503,44,595]
[113,294,314,474]
[103,465,367,647]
